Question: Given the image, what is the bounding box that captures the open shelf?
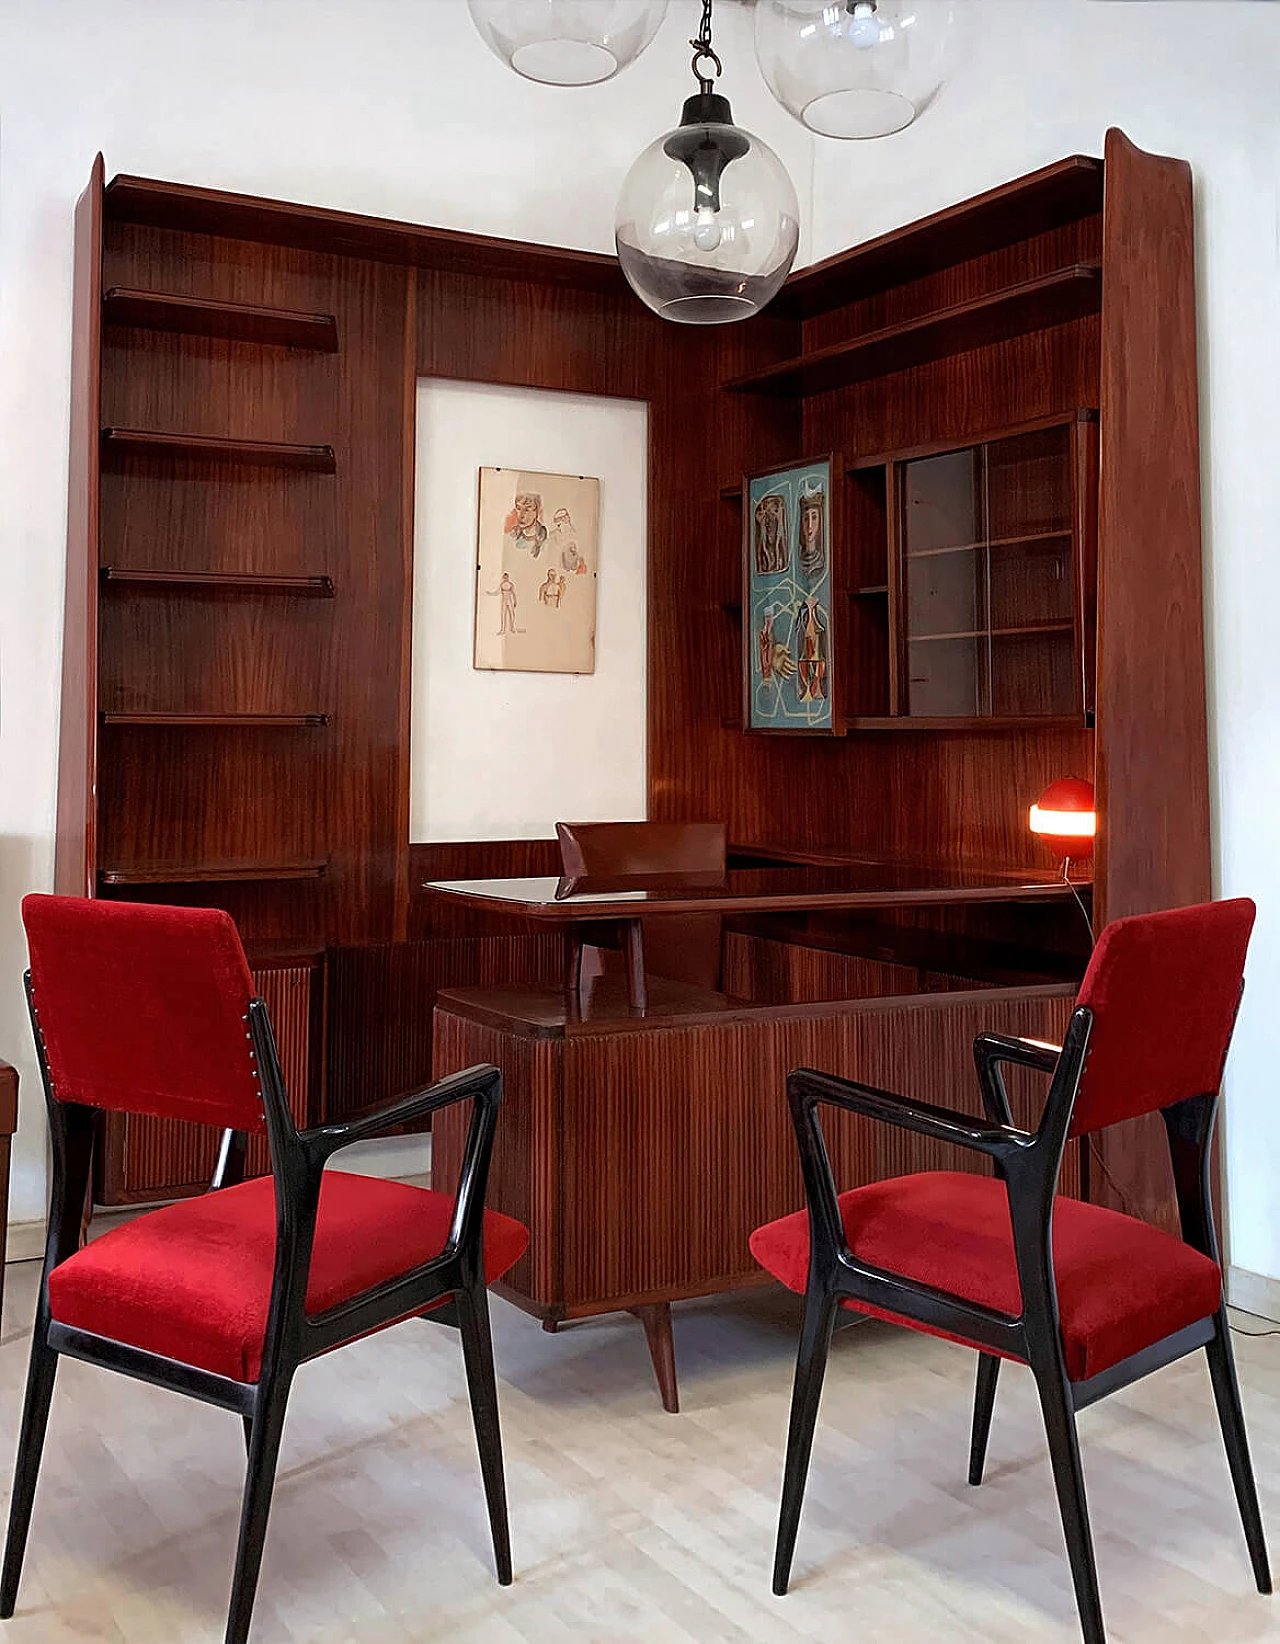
[99,861,327,886]
[100,711,329,726]
[103,288,338,351]
[720,484,742,502]
[100,568,335,596]
[851,584,889,598]
[723,266,1102,398]
[101,428,337,472]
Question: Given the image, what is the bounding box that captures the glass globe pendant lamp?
[754,0,957,139]
[467,0,669,87]
[616,0,800,325]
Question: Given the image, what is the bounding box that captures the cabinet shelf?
[103,288,338,351]
[100,712,329,726]
[851,584,889,598]
[907,529,1072,561]
[722,266,1102,398]
[100,568,335,596]
[909,623,1074,645]
[719,484,743,502]
[845,714,1090,732]
[101,428,336,472]
[99,861,327,886]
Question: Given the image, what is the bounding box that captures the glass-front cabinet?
[893,415,1094,723]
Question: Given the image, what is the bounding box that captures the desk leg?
[564,933,584,999]
[623,920,647,1013]
[630,1303,678,1413]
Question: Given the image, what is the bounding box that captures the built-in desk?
[431,971,1080,1412]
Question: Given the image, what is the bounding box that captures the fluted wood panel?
[431,1013,559,1306]
[432,986,1077,1321]
[97,961,316,1204]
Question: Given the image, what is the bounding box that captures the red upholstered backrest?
[1069,898,1255,1137]
[23,895,266,1132]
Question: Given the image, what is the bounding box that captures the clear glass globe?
[615,108,800,325]
[467,0,669,86]
[754,0,957,139]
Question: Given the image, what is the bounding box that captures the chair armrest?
[787,1067,1032,1161]
[300,1063,502,1163]
[972,1032,1062,1126]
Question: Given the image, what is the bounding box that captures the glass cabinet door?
[899,422,1077,719]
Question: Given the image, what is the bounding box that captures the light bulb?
[847,1,882,50]
[693,205,723,251]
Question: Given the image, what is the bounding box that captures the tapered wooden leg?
[564,934,584,999]
[630,1303,678,1413]
[1205,1318,1271,1592]
[773,1289,836,1597]
[1033,1356,1105,1644]
[969,1353,1001,1486]
[225,1375,292,1644]
[0,1335,58,1618]
[457,1283,513,1585]
[622,921,647,1012]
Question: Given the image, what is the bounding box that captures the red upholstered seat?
[749,1170,1223,1382]
[49,1172,529,1384]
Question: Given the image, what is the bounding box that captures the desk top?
[424,860,1079,921]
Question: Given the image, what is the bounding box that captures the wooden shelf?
[907,529,1071,561]
[773,155,1102,320]
[722,266,1102,398]
[100,712,329,726]
[720,484,743,502]
[909,623,1074,645]
[99,861,326,886]
[100,568,335,596]
[851,584,889,598]
[103,288,338,351]
[845,714,1090,732]
[101,428,336,472]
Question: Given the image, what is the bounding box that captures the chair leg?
[630,1303,679,1414]
[969,1353,1001,1486]
[241,1415,253,1458]
[773,1289,836,1597]
[1205,1319,1271,1593]
[456,1283,514,1586]
[0,1335,58,1617]
[224,1375,292,1644]
[1032,1356,1106,1644]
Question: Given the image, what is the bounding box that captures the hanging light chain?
[689,0,722,94]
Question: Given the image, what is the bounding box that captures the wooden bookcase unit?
[57,133,1208,1233]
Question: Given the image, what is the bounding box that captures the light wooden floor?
[0,1260,1276,1643]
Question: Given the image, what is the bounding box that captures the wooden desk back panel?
[431,985,1079,1318]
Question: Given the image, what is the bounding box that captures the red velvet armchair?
[3,896,529,1644]
[751,899,1270,1644]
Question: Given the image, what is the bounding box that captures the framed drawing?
[474,467,600,674]
[743,454,839,733]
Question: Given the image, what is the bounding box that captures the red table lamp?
[1029,777,1096,880]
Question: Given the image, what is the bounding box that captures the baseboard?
[4,1134,434,1266]
[1227,1265,1280,1324]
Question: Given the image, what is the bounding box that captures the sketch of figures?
[798,479,827,580]
[495,572,517,635]
[505,491,547,557]
[475,467,600,673]
[753,492,789,575]
[795,594,829,702]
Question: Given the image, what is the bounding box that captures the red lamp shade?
[1029,777,1096,863]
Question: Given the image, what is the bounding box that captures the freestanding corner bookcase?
[55,130,1207,1241]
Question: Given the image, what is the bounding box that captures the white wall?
[411,379,648,840]
[0,0,811,1228]
[808,0,1280,1284]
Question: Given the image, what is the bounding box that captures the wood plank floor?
[0,1260,1275,1642]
